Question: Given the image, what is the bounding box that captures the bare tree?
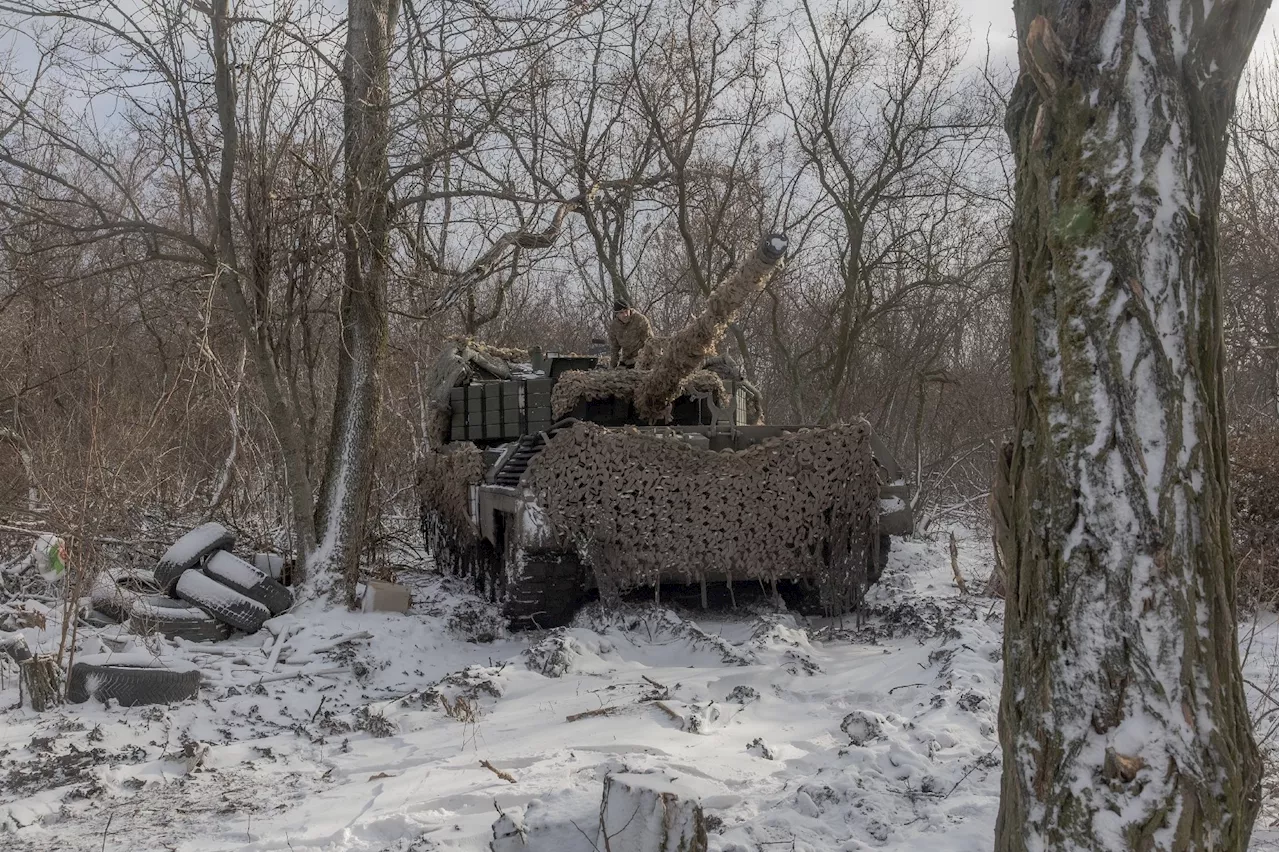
[304,0,401,599]
[994,2,1268,848]
[776,0,999,426]
[1221,45,1278,428]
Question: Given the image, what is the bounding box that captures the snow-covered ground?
[1,531,1275,851]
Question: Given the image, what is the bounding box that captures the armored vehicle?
[419,235,912,628]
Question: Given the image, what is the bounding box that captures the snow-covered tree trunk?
[306,0,400,600]
[996,1,1268,849]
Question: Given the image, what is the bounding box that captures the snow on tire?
[175,570,270,634]
[90,569,161,623]
[0,632,32,663]
[128,595,231,642]
[67,653,200,706]
[153,522,236,594]
[203,551,293,615]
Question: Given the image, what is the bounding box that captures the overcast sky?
[953,0,1279,66]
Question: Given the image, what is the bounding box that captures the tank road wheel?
[499,534,586,630]
[867,535,891,585]
[420,505,501,590]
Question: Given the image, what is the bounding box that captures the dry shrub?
[1230,425,1278,608]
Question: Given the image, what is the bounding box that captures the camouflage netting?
[451,338,530,364]
[523,420,879,614]
[550,368,728,422]
[418,443,489,575]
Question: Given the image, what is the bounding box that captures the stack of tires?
[128,522,294,641]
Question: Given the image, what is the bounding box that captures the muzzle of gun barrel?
[759,233,788,263]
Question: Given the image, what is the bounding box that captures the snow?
[206,550,269,590]
[0,531,1272,851]
[72,652,198,674]
[254,553,286,580]
[176,570,265,611]
[598,771,705,852]
[158,523,232,568]
[131,597,214,621]
[1098,1,1127,68]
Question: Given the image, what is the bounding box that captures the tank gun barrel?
[635,233,787,421]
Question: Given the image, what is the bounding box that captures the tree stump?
[489,808,527,852]
[597,771,707,852]
[20,655,63,711]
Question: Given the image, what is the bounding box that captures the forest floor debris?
[0,528,1274,851]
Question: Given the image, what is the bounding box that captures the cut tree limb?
[480,759,516,783]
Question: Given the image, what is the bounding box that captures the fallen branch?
[888,682,929,694]
[265,623,295,673]
[480,759,516,783]
[282,631,371,661]
[183,645,254,658]
[244,665,346,685]
[566,706,619,722]
[653,701,683,723]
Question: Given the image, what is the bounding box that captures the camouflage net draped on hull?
[550,368,728,422]
[523,421,879,613]
[418,444,489,575]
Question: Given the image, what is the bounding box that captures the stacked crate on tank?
[466,386,485,440]
[483,384,503,440]
[501,382,525,439]
[526,378,553,433]
[449,387,467,441]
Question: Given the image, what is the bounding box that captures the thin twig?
[101,812,114,852]
[566,706,619,722]
[888,682,929,694]
[480,759,516,783]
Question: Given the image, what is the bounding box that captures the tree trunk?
[20,656,62,712]
[996,2,1268,849]
[209,0,318,569]
[308,0,400,602]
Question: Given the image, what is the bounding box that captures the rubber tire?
[0,632,32,663]
[128,595,232,642]
[91,570,162,623]
[67,661,200,706]
[154,522,236,594]
[175,570,270,634]
[203,551,293,615]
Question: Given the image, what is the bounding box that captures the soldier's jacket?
[609,311,653,368]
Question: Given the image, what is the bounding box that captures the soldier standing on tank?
[608,299,652,369]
